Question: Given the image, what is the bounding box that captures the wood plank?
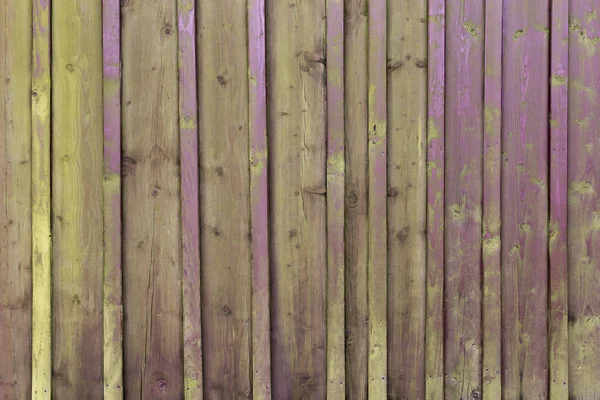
[482,0,502,398]
[326,0,345,397]
[501,0,550,397]
[31,0,52,397]
[367,0,387,397]
[548,0,569,398]
[267,0,327,396]
[52,0,104,397]
[386,1,427,398]
[122,0,183,397]
[568,2,600,397]
[179,0,202,398]
[0,1,32,398]
[102,0,124,397]
[344,0,369,397]
[197,0,252,397]
[248,0,271,398]
[425,0,445,397]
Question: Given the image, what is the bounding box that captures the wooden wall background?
[1,0,600,399]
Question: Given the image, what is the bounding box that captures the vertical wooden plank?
[548,0,569,398]
[387,1,427,398]
[444,1,484,397]
[31,0,52,397]
[0,1,32,398]
[344,0,369,397]
[426,0,445,397]
[367,0,387,397]
[179,0,202,398]
[267,0,327,396]
[326,0,345,397]
[52,0,104,397]
[197,0,252,397]
[248,0,271,398]
[568,2,600,398]
[103,0,124,397]
[501,0,549,397]
[482,0,502,398]
[122,0,183,397]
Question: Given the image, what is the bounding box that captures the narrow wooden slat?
[387,1,427,398]
[267,0,327,396]
[367,0,387,397]
[52,0,104,397]
[482,0,502,398]
[248,0,271,398]
[197,0,252,397]
[344,0,369,397]
[568,2,600,397]
[425,0,445,397]
[548,0,569,398]
[326,0,345,397]
[0,1,32,398]
[501,0,550,397]
[122,0,183,396]
[102,0,124,397]
[31,0,52,397]
[178,0,203,398]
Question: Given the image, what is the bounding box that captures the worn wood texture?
[502,0,550,397]
[52,0,104,397]
[387,1,427,399]
[0,1,32,399]
[568,2,600,397]
[267,0,327,397]
[344,0,369,398]
[122,0,183,397]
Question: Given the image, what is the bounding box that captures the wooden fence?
[1,0,599,398]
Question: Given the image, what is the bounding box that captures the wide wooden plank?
[568,2,600,397]
[548,0,569,398]
[31,0,52,397]
[482,0,502,398]
[426,0,445,397]
[179,0,202,398]
[501,0,550,397]
[344,0,369,397]
[0,1,32,398]
[267,0,327,396]
[102,0,124,397]
[52,1,104,397]
[122,0,183,397]
[197,0,252,397]
[387,1,427,398]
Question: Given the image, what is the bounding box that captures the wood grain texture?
[501,0,549,397]
[0,1,32,398]
[122,0,183,397]
[482,1,502,398]
[444,1,484,398]
[103,0,123,397]
[344,0,369,398]
[367,0,387,397]
[267,0,327,396]
[197,0,252,398]
[568,2,600,397]
[179,0,202,398]
[549,0,569,398]
[52,0,104,397]
[426,0,445,397]
[31,0,52,397]
[387,1,427,398]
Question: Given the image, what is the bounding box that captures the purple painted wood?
[426,0,445,397]
[501,0,549,397]
[178,0,203,397]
